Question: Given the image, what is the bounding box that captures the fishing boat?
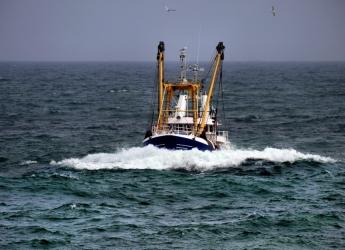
[143,41,230,151]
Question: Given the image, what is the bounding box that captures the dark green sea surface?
[0,62,344,249]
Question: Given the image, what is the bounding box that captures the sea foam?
[51,145,335,171]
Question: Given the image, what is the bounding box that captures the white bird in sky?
[165,5,176,12]
[272,6,276,16]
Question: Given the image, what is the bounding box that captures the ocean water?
[0,62,344,249]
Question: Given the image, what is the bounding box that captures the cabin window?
[210,126,214,132]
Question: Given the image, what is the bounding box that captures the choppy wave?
[51,145,335,171]
[20,160,38,165]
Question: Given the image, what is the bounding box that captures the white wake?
[51,145,335,171]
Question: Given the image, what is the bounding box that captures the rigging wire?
[202,51,217,88]
[214,63,230,133]
[147,61,158,129]
[196,50,220,132]
[219,64,229,132]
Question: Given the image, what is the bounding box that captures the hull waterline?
[143,134,215,151]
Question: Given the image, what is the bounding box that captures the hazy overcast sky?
[0,0,344,61]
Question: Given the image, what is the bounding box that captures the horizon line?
[1,60,345,63]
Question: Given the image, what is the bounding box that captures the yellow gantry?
[156,41,225,136]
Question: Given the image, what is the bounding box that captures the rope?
[202,51,217,88]
[215,63,230,133]
[196,52,217,132]
[219,64,228,132]
[147,61,158,129]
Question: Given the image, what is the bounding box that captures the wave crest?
[51,146,335,171]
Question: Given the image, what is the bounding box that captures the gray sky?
[0,0,344,61]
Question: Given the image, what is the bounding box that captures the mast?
[196,42,225,136]
[157,41,165,114]
[157,41,165,128]
[179,47,187,81]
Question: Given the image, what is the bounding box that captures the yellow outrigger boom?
[196,42,225,136]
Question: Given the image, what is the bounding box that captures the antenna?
[179,47,188,81]
[191,26,204,82]
[196,25,201,65]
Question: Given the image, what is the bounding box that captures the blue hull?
[143,134,214,151]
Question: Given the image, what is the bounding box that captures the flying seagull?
[165,5,176,12]
[272,6,276,16]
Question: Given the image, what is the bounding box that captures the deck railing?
[152,123,229,142]
[206,130,229,142]
[152,123,193,136]
[217,130,229,140]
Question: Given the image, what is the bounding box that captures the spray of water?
[51,145,335,171]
